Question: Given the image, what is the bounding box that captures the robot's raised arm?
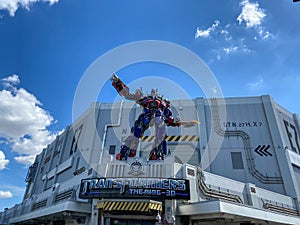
[111,73,142,101]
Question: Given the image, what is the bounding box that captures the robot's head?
[135,88,143,98]
[151,89,157,96]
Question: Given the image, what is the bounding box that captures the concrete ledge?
[178,200,300,225]
[9,201,91,223]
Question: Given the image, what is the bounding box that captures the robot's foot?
[116,145,137,160]
[148,149,164,160]
[128,149,137,157]
[116,153,126,160]
[148,150,156,160]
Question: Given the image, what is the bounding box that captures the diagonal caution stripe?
[142,135,199,142]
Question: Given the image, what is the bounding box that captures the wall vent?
[55,189,74,203]
[32,199,47,211]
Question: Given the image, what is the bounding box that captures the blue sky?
[0,0,300,211]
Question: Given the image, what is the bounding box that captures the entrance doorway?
[106,218,156,225]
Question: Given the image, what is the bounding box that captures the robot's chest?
[142,97,164,109]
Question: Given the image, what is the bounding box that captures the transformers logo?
[79,177,190,200]
[128,161,144,176]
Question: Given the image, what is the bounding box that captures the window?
[45,176,54,191]
[70,136,77,155]
[70,124,83,155]
[75,157,80,170]
[44,155,51,164]
[231,152,244,169]
[109,145,116,154]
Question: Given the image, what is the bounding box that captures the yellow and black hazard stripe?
[97,200,162,212]
[141,135,199,142]
[149,201,162,211]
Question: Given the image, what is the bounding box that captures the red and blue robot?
[111,74,199,160]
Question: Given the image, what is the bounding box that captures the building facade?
[1,95,300,225]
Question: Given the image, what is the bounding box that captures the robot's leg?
[133,114,150,138]
[116,114,151,160]
[156,143,164,160]
[116,135,139,160]
[149,138,166,160]
[149,117,167,160]
[148,149,156,160]
[116,145,130,160]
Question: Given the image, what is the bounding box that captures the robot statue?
[111,73,199,160]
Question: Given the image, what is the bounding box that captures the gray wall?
[24,96,300,201]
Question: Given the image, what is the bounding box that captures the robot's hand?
[174,116,181,123]
[180,120,200,128]
[111,73,120,83]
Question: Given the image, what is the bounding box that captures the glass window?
[110,219,126,225]
[231,152,244,169]
[109,145,116,154]
[143,221,156,225]
[127,220,142,225]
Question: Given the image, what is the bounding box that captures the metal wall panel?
[202,97,285,194]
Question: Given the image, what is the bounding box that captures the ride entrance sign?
[79,177,190,200]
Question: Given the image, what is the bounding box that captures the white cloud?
[237,0,266,28]
[256,27,273,40]
[0,73,20,90]
[1,74,19,85]
[247,78,264,90]
[0,185,25,197]
[223,46,238,54]
[0,0,59,17]
[194,18,255,60]
[0,190,12,198]
[14,155,36,165]
[195,20,220,39]
[0,74,59,165]
[221,28,232,42]
[0,150,9,170]
[194,1,273,62]
[213,36,252,60]
[223,43,252,55]
[237,0,272,41]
